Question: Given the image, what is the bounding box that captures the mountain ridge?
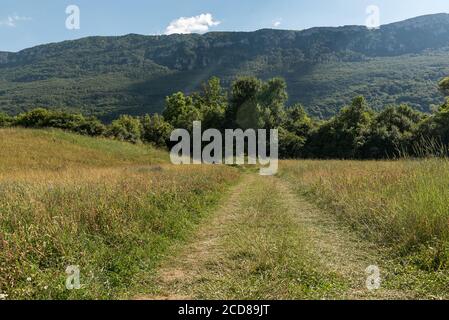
[4,13,449,55]
[1,13,449,119]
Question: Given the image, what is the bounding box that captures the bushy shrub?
[107,115,142,143]
[15,108,53,128]
[361,105,424,158]
[71,116,106,136]
[0,112,13,127]
[305,97,373,159]
[417,101,449,150]
[141,114,173,148]
[14,108,106,136]
[279,128,306,159]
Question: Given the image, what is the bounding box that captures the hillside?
[1,13,449,119]
[0,128,168,172]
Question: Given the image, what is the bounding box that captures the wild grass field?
[279,160,449,297]
[280,160,449,268]
[1,128,448,300]
[141,160,449,300]
[0,128,239,299]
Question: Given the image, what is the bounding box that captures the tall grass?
[0,128,239,299]
[280,159,449,271]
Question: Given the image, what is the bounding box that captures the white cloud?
[0,15,32,27]
[273,19,282,28]
[165,13,220,35]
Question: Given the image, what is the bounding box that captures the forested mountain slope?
[1,13,449,119]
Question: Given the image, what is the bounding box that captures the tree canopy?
[1,75,449,159]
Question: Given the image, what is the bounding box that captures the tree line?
[1,76,448,159]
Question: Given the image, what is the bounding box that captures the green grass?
[3,128,449,299]
[0,128,239,299]
[198,177,346,299]
[279,159,449,297]
[148,175,347,300]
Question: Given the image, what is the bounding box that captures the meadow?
[0,128,239,299]
[279,160,449,273]
[1,127,449,300]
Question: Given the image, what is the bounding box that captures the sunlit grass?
[279,159,449,271]
[0,128,239,299]
[0,128,168,174]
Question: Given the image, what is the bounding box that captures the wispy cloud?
[0,15,32,28]
[165,13,220,35]
[273,19,282,28]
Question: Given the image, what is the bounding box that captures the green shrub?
[0,112,13,127]
[140,114,173,148]
[107,115,142,144]
[15,108,53,128]
[279,128,306,158]
[14,108,106,137]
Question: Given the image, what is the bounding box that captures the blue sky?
[1,0,449,52]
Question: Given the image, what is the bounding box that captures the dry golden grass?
[0,128,239,299]
[3,128,447,299]
[0,128,168,174]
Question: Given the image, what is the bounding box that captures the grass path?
[136,173,414,300]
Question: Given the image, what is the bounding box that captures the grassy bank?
[0,128,239,299]
[279,159,449,272]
